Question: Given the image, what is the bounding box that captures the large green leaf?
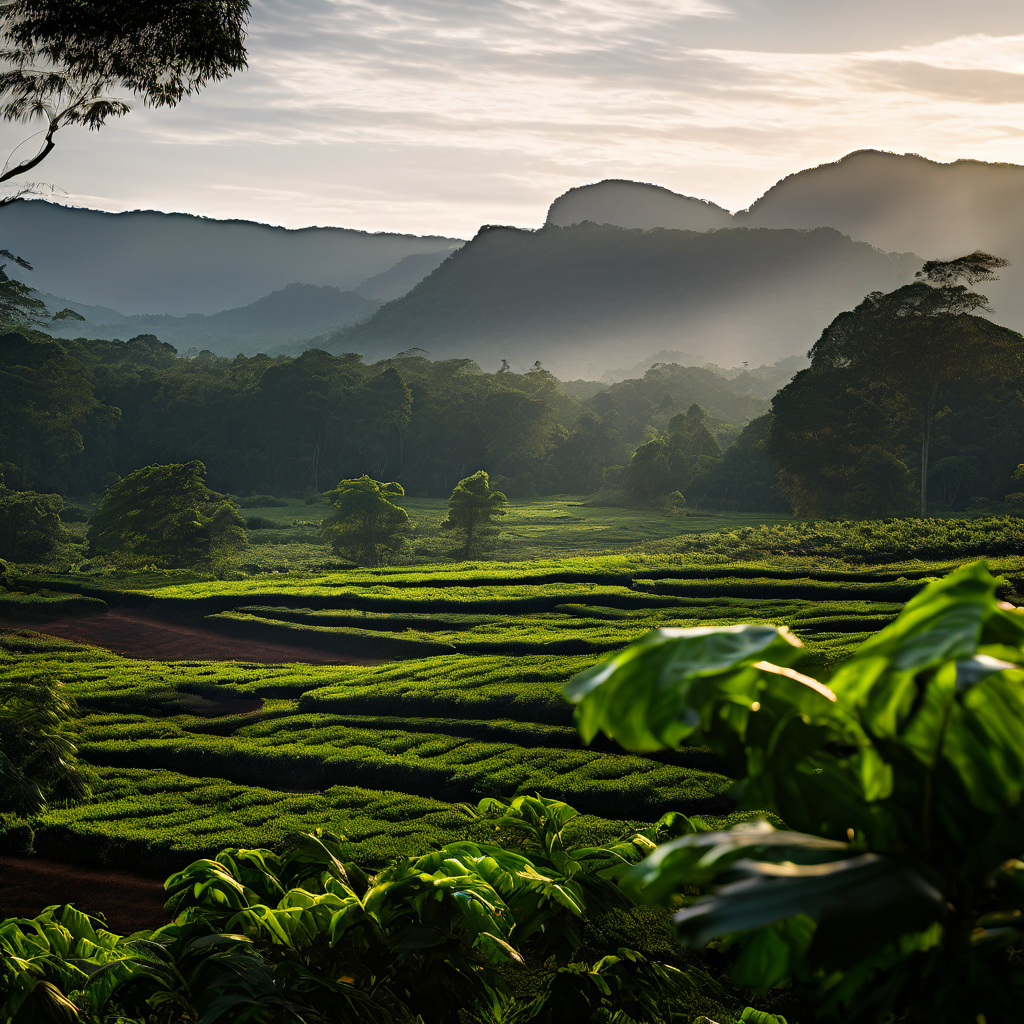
[563,624,830,752]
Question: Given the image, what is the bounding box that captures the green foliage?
[236,494,288,508]
[86,460,247,568]
[768,254,1024,517]
[0,333,104,492]
[625,436,673,504]
[0,800,786,1024]
[564,562,1024,1021]
[0,490,70,561]
[442,470,508,557]
[0,674,90,817]
[0,813,34,855]
[321,475,410,566]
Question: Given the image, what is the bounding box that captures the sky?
[3,0,1024,238]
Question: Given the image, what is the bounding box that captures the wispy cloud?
[2,0,1021,235]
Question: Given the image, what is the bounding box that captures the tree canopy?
[0,488,68,561]
[321,476,409,567]
[0,0,250,183]
[86,460,246,567]
[769,252,1024,517]
[442,470,507,558]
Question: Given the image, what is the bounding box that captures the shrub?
[243,515,289,530]
[0,814,34,855]
[236,494,288,508]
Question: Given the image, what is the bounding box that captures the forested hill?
[0,200,462,315]
[334,223,920,377]
[2,334,770,500]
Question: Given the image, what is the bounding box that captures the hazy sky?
[4,0,1023,237]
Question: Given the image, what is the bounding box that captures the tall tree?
[0,0,249,186]
[0,332,104,488]
[321,476,409,567]
[771,251,1024,517]
[624,436,672,505]
[442,470,507,558]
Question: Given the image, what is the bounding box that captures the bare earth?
[0,856,169,933]
[1,607,383,664]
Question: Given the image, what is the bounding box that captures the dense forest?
[0,327,777,502]
[4,270,1024,521]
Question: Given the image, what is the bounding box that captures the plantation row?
[4,538,1023,878]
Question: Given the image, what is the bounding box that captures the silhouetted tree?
[769,252,1024,516]
[625,436,672,505]
[0,0,250,186]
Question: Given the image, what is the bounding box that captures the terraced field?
[5,539,1023,878]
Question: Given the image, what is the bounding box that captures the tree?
[564,562,1024,1023]
[0,488,69,561]
[803,251,1021,515]
[321,475,409,567]
[441,470,507,558]
[625,436,672,505]
[0,332,105,489]
[86,460,246,567]
[665,403,721,492]
[0,250,85,327]
[0,0,250,187]
[0,675,90,817]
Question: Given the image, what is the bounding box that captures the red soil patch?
[0,856,168,934]
[2,608,384,664]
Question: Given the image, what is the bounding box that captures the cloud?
[0,0,1021,235]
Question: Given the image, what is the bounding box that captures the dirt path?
[1,608,384,664]
[0,856,169,933]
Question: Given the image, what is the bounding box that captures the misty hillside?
[1,200,462,315]
[43,283,380,355]
[735,150,1024,328]
[546,152,1024,332]
[547,180,733,231]
[356,249,460,301]
[333,222,920,377]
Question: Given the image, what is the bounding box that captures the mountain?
[43,283,381,355]
[355,249,460,301]
[544,153,1024,331]
[0,200,462,315]
[334,221,920,377]
[546,180,733,231]
[735,150,1024,327]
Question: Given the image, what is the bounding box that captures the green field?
[217,495,797,571]
[5,514,1023,879]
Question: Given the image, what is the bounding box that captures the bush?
[0,814,34,855]
[236,494,288,508]
[243,515,290,530]
[0,490,70,562]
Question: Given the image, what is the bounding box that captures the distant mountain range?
[549,150,1024,331]
[12,150,1024,376]
[42,283,383,355]
[333,222,919,377]
[1,200,462,315]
